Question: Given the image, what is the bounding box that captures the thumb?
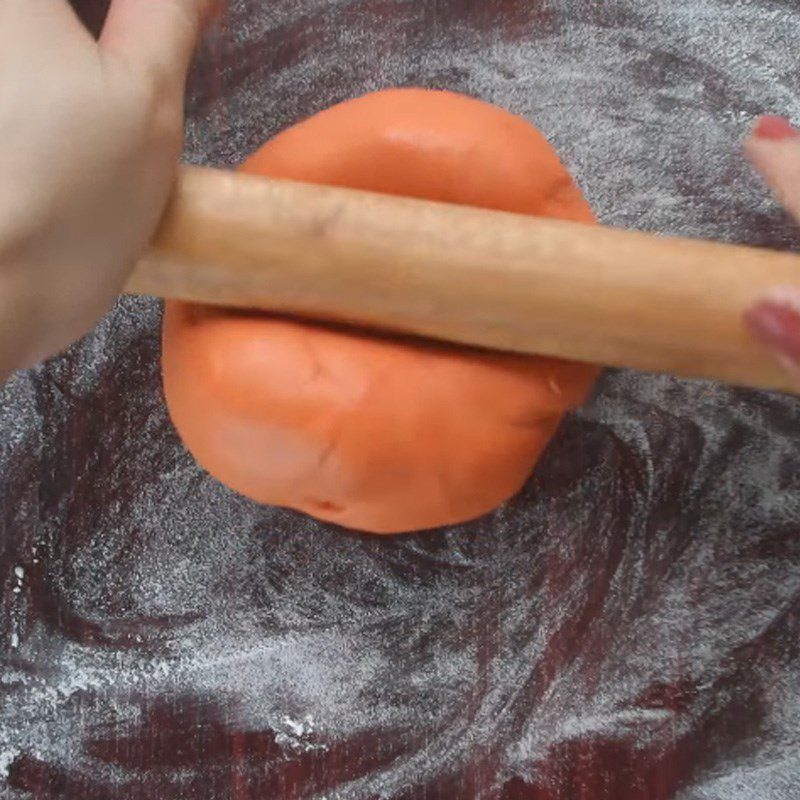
[745,292,800,380]
[100,0,211,89]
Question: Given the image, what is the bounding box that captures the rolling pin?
[126,166,800,393]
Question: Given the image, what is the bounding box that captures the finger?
[745,116,800,222]
[0,0,91,43]
[100,0,210,87]
[745,289,800,378]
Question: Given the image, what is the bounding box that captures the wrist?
[0,239,43,377]
[0,274,26,379]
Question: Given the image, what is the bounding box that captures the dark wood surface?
[1,1,800,798]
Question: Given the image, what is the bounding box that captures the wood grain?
[127,166,800,392]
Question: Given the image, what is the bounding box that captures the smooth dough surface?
[162,88,599,534]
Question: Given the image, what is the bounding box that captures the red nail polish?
[745,301,800,367]
[754,116,799,141]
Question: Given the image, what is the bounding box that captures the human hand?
[744,116,800,380]
[0,0,211,376]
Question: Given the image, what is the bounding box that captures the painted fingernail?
[745,299,800,370]
[754,116,799,142]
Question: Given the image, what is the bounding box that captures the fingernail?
[754,116,799,142]
[745,299,800,369]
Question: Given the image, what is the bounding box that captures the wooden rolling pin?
[127,166,800,393]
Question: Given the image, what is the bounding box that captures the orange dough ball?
[162,88,599,534]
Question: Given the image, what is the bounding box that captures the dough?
[162,89,599,534]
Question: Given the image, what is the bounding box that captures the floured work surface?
[1,1,800,798]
